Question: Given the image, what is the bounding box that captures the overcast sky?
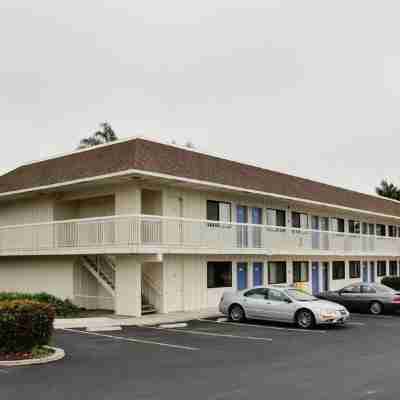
[1,1,400,195]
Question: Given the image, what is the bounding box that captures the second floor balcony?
[0,214,399,257]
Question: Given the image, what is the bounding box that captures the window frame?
[268,261,287,284]
[332,261,345,280]
[293,261,310,283]
[377,261,387,277]
[349,261,361,279]
[206,200,232,227]
[207,261,233,288]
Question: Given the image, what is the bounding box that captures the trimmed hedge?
[0,300,55,353]
[381,277,400,291]
[0,292,80,318]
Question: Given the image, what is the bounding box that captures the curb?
[0,346,65,367]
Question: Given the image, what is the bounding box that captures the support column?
[287,260,294,285]
[115,255,141,317]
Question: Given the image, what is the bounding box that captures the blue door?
[362,262,368,283]
[312,262,320,295]
[370,262,375,283]
[253,262,263,286]
[237,206,248,247]
[237,263,248,290]
[251,208,262,248]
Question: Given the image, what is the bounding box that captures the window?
[267,289,289,302]
[293,261,309,283]
[244,288,268,299]
[349,220,360,234]
[331,218,345,233]
[341,284,361,293]
[292,212,308,229]
[207,262,232,288]
[332,261,345,280]
[362,222,368,235]
[389,225,397,237]
[376,224,386,237]
[389,261,398,276]
[207,201,231,225]
[268,261,287,284]
[369,224,375,235]
[320,217,329,231]
[361,285,376,294]
[349,261,361,278]
[377,261,387,277]
[266,209,286,227]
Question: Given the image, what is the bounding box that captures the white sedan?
[219,286,349,329]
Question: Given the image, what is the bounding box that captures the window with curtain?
[293,262,309,282]
[377,261,387,277]
[268,262,287,284]
[207,262,232,288]
[207,200,232,226]
[349,261,361,278]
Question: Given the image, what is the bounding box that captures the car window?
[361,285,376,294]
[244,288,268,299]
[342,285,361,293]
[267,289,289,302]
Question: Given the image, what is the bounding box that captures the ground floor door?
[370,261,375,283]
[237,262,248,290]
[253,262,263,286]
[311,262,320,295]
[362,262,369,283]
[321,262,329,291]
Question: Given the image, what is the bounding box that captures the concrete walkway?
[54,308,222,330]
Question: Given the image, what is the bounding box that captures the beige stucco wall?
[0,256,74,300]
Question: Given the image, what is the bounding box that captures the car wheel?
[296,309,315,329]
[229,305,246,322]
[369,301,383,315]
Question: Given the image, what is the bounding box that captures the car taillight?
[392,296,400,304]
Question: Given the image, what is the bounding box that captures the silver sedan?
[219,286,350,329]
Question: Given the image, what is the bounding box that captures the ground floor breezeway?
[0,254,399,317]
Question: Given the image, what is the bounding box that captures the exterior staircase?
[79,255,157,315]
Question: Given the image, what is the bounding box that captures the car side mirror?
[284,298,292,304]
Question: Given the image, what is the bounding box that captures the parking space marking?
[198,319,327,333]
[61,328,199,351]
[0,369,9,374]
[346,322,366,326]
[142,326,273,342]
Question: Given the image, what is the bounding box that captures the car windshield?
[285,289,317,301]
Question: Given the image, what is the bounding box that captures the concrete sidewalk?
[54,308,222,330]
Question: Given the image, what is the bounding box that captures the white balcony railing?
[0,214,399,256]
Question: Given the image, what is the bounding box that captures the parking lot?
[2,314,400,400]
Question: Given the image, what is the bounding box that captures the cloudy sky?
[1,1,400,194]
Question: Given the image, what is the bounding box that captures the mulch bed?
[0,348,54,362]
[0,352,36,361]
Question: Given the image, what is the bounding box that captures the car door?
[337,284,363,311]
[242,288,269,319]
[360,284,378,312]
[262,288,295,322]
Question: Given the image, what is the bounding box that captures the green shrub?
[381,277,400,291]
[0,300,55,353]
[0,292,80,318]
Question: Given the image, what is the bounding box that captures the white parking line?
[0,369,9,374]
[61,328,199,351]
[198,319,327,333]
[142,326,273,342]
[347,322,366,326]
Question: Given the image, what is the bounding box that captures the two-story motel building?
[0,137,400,317]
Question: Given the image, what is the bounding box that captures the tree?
[376,179,400,201]
[78,122,118,149]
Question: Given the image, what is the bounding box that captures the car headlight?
[319,309,337,318]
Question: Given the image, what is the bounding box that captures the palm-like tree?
[376,179,400,201]
[78,122,118,149]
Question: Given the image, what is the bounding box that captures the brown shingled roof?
[1,137,400,217]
